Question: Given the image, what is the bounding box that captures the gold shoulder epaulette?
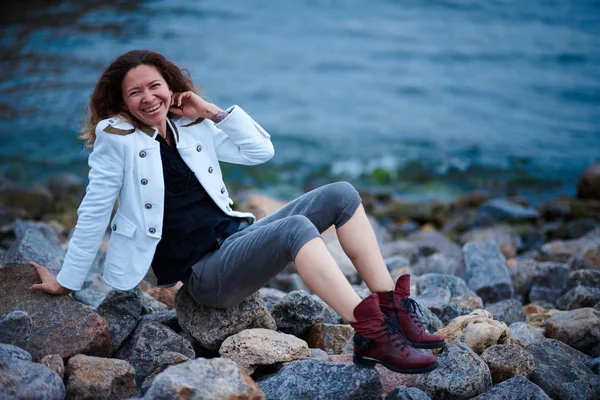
[103,126,135,135]
[182,117,205,127]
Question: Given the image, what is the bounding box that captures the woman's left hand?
[169,91,225,122]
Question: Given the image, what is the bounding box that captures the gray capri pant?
[185,181,362,308]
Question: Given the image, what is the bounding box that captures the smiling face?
[122,64,173,130]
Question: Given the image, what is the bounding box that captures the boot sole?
[353,355,438,374]
[408,340,446,349]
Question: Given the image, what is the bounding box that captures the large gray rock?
[2,220,64,273]
[527,339,600,399]
[0,262,111,361]
[139,309,180,332]
[65,354,136,400]
[406,231,463,259]
[459,225,522,258]
[0,343,32,361]
[471,376,550,400]
[385,386,431,400]
[585,357,600,375]
[508,322,544,347]
[438,303,475,326]
[143,358,263,399]
[0,357,66,400]
[258,359,383,400]
[510,259,569,304]
[486,299,525,325]
[557,286,600,310]
[96,287,144,352]
[271,290,340,336]
[463,241,514,303]
[542,338,592,363]
[411,253,464,277]
[545,308,600,356]
[417,342,492,399]
[480,344,535,384]
[0,310,33,353]
[477,199,539,224]
[114,319,195,387]
[566,270,600,290]
[176,288,276,350]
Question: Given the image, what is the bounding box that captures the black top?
[151,128,241,285]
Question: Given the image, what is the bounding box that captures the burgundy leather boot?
[377,274,446,349]
[350,293,438,374]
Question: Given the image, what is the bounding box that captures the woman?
[30,50,444,374]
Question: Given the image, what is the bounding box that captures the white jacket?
[56,105,274,291]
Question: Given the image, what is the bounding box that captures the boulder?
[480,344,535,384]
[527,339,600,399]
[143,358,263,399]
[568,242,600,271]
[65,354,136,400]
[139,309,180,332]
[556,286,600,310]
[0,310,33,353]
[176,288,276,350]
[585,358,600,375]
[0,357,66,400]
[438,303,475,326]
[0,343,32,361]
[470,376,550,400]
[96,287,144,353]
[258,359,383,400]
[114,319,195,387]
[0,262,111,361]
[415,273,483,313]
[411,253,464,277]
[219,328,310,375]
[486,299,525,325]
[477,199,539,224]
[385,386,431,400]
[40,354,65,381]
[2,220,64,273]
[463,241,514,303]
[508,322,544,347]
[577,161,600,200]
[459,225,522,258]
[436,309,518,354]
[270,290,340,337]
[545,308,600,356]
[307,323,354,355]
[566,270,600,290]
[416,342,492,399]
[510,259,569,304]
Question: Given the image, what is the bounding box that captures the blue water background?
[1,0,599,203]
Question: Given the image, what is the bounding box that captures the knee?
[281,215,319,257]
[325,181,361,205]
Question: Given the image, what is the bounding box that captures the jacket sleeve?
[56,123,125,291]
[212,105,275,165]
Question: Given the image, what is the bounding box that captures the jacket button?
[196,145,202,152]
[108,119,115,124]
[112,224,117,231]
[221,187,226,194]
[141,179,148,185]
[145,203,152,209]
[208,167,214,173]
[139,151,146,158]
[149,227,156,234]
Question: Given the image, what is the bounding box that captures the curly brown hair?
[80,50,198,147]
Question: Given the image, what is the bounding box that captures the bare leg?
[337,204,395,293]
[295,237,362,322]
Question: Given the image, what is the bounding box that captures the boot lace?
[382,314,411,350]
[400,297,425,330]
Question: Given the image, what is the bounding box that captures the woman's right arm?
[41,122,125,294]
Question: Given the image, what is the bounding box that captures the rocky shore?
[1,161,599,400]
